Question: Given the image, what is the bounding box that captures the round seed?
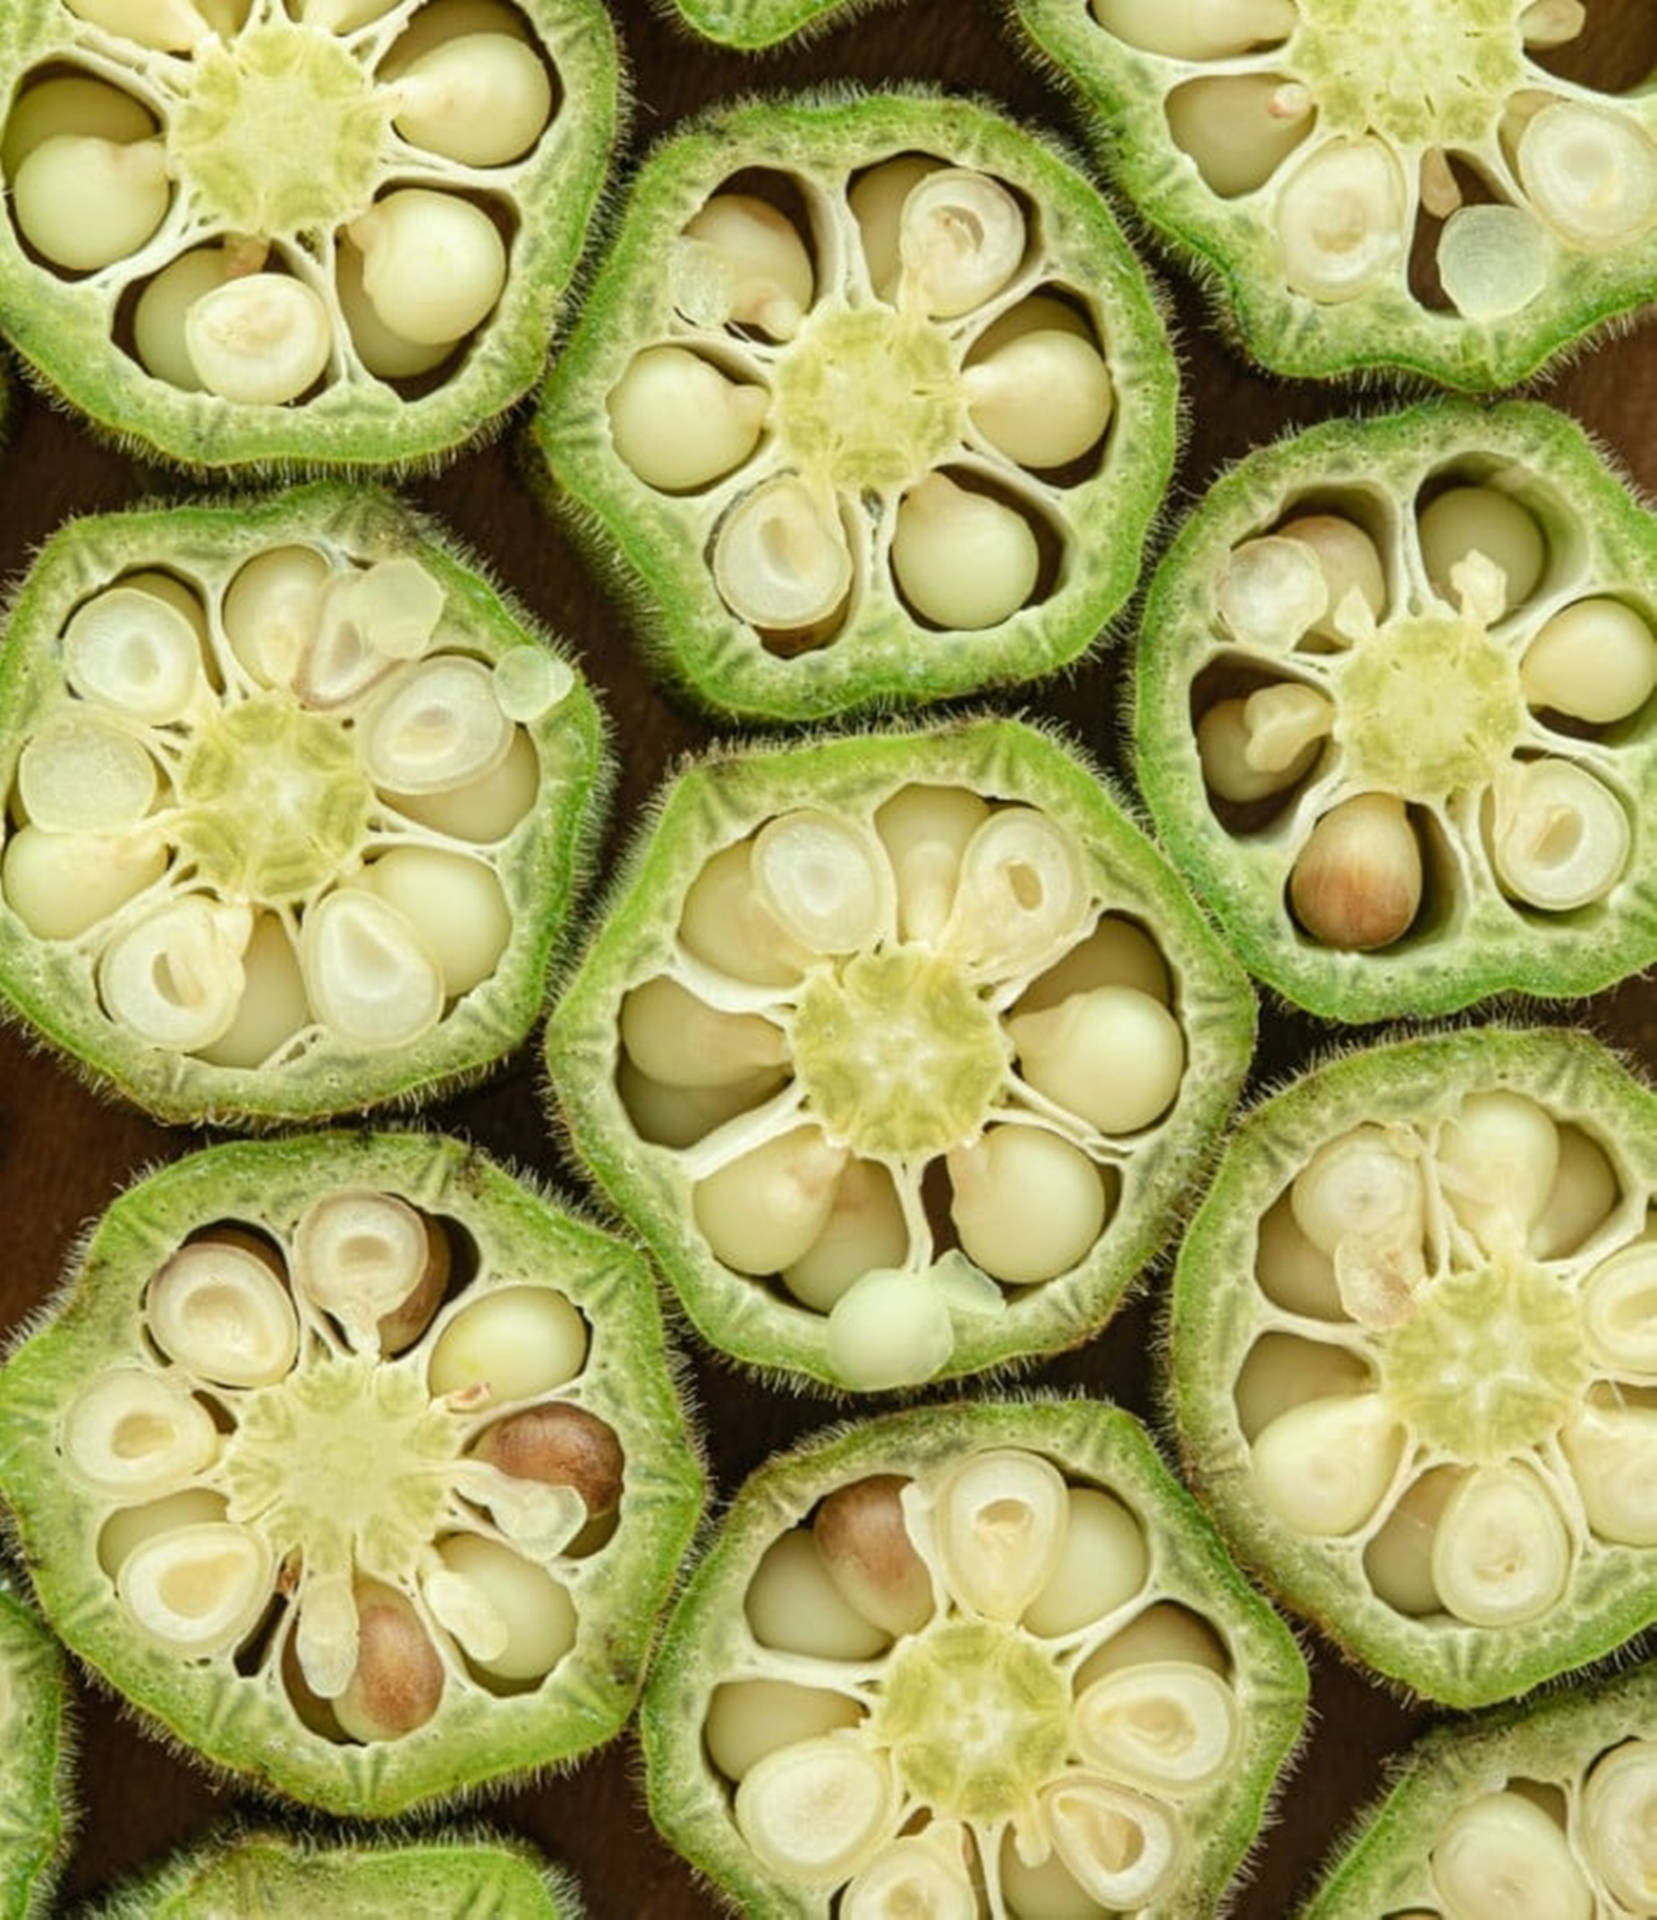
[1196,683,1333,803]
[849,155,938,300]
[382,727,538,841]
[812,1474,932,1638]
[1362,1467,1457,1615]
[1437,203,1553,323]
[1289,792,1423,950]
[947,1126,1107,1285]
[679,838,812,985]
[1580,1239,1657,1376]
[607,347,767,493]
[1292,1125,1424,1261]
[220,546,329,690]
[427,1284,588,1405]
[1580,1739,1657,1911]
[1275,136,1408,302]
[1278,513,1387,638]
[348,190,506,346]
[1521,598,1657,724]
[1429,1790,1592,1920]
[1166,74,1313,198]
[17,715,158,833]
[62,1368,218,1495]
[734,1737,896,1884]
[746,1529,891,1660]
[843,1833,976,1919]
[1009,984,1185,1134]
[298,890,444,1047]
[1016,915,1170,1012]
[1517,102,1657,250]
[1253,1193,1343,1320]
[99,898,252,1052]
[391,33,551,166]
[1043,1776,1179,1909]
[1,73,154,175]
[117,1522,271,1655]
[621,975,786,1090]
[1233,1332,1370,1441]
[1560,1394,1657,1546]
[1249,1393,1404,1536]
[1430,1464,1570,1627]
[1023,1487,1147,1637]
[63,584,205,724]
[1490,758,1629,912]
[134,247,230,390]
[824,1266,958,1391]
[713,477,853,631]
[195,914,310,1071]
[361,849,510,997]
[619,1060,786,1149]
[362,656,512,795]
[892,473,1039,631]
[681,193,813,339]
[897,167,1025,318]
[781,1159,908,1313]
[1088,0,1295,56]
[97,1486,227,1578]
[294,1190,448,1355]
[943,806,1089,976]
[0,824,166,941]
[1437,1092,1559,1255]
[185,275,333,406]
[874,784,989,944]
[13,133,169,272]
[435,1532,576,1680]
[1216,534,1329,648]
[932,1447,1067,1622]
[997,1832,1109,1919]
[705,1678,861,1782]
[1076,1604,1229,1687]
[1528,1125,1618,1261]
[964,328,1113,469]
[693,1127,848,1276]
[146,1237,299,1387]
[337,237,452,380]
[1418,486,1545,613]
[1074,1662,1238,1794]
[752,810,890,954]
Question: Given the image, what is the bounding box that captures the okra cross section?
[0,0,619,470]
[1135,401,1657,1022]
[1015,0,1657,387]
[0,1131,704,1816]
[1299,1662,1657,1919]
[643,1399,1308,1919]
[0,484,607,1125]
[532,91,1177,721]
[1169,1026,1657,1709]
[546,718,1255,1394]
[0,1586,75,1920]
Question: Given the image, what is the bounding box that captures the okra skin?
[0,1586,75,1920]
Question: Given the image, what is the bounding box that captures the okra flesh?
[0,1587,75,1920]
[0,1132,703,1815]
[547,719,1255,1393]
[0,485,606,1125]
[1135,401,1657,1022]
[644,1400,1308,1920]
[1015,0,1657,387]
[0,0,618,469]
[532,93,1177,721]
[1170,1027,1657,1708]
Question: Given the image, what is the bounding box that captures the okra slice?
[1014,0,1657,388]
[1299,1661,1656,1919]
[1170,1026,1657,1709]
[0,1586,75,1920]
[0,484,606,1125]
[0,0,618,471]
[546,717,1255,1393]
[531,91,1177,722]
[90,1827,583,1915]
[1135,401,1657,1022]
[668,0,872,47]
[0,1130,703,1815]
[643,1398,1308,1919]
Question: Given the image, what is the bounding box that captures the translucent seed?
[850,156,940,300]
[874,784,989,944]
[1522,598,1657,723]
[1233,1332,1370,1441]
[299,890,444,1047]
[964,329,1113,468]
[1075,1604,1229,1688]
[333,1579,444,1740]
[1017,916,1170,1013]
[97,1487,226,1578]
[1278,513,1387,638]
[13,134,169,272]
[619,1059,786,1149]
[1418,486,1545,612]
[1560,1394,1657,1546]
[1517,102,1657,250]
[62,1369,218,1494]
[1529,1126,1619,1260]
[1010,984,1184,1134]
[332,558,445,665]
[132,247,231,391]
[99,898,251,1052]
[1491,758,1629,911]
[1437,203,1554,322]
[472,1402,623,1519]
[681,193,814,339]
[64,584,204,723]
[362,849,510,997]
[1166,75,1313,198]
[436,1532,576,1680]
[1363,1467,1458,1615]
[944,806,1089,976]
[1250,1393,1405,1536]
[607,347,767,493]
[384,727,537,841]
[1431,1464,1570,1627]
[195,913,310,1070]
[18,715,157,832]
[713,476,853,632]
[348,190,506,346]
[705,1679,862,1782]
[1289,793,1422,950]
[933,1448,1068,1622]
[391,33,551,166]
[336,237,452,379]
[146,1237,299,1387]
[781,1158,909,1313]
[734,1737,896,1884]
[621,975,786,1090]
[752,810,890,953]
[294,1190,448,1355]
[1088,0,1296,57]
[1024,1487,1148,1637]
[825,1266,958,1391]
[117,1523,271,1655]
[221,545,329,690]
[1581,1239,1657,1375]
[1276,137,1409,302]
[892,473,1039,630]
[897,167,1025,318]
[1074,1662,1238,1794]
[1196,683,1333,802]
[746,1529,891,1661]
[1580,1739,1657,1912]
[679,838,812,985]
[843,1832,976,1920]
[694,1128,850,1277]
[427,1284,588,1405]
[813,1474,933,1638]
[1429,1791,1593,1920]
[1438,1092,1559,1255]
[998,1834,1110,1920]
[947,1127,1107,1285]
[1,74,154,176]
[1043,1776,1180,1909]
[185,274,332,405]
[1254,1193,1344,1320]
[1217,534,1329,648]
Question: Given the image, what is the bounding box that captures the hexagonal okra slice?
[1013,0,1657,388]
[0,1586,75,1920]
[531,91,1177,721]
[0,1130,703,1816]
[88,1826,584,1915]
[0,484,607,1125]
[1134,401,1657,1022]
[643,1399,1308,1919]
[1298,1661,1657,1919]
[0,0,618,471]
[546,717,1255,1394]
[1169,1026,1657,1710]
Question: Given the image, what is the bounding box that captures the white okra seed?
[1518,102,1657,250]
[1074,1661,1238,1794]
[384,727,537,841]
[693,1127,849,1276]
[1580,1237,1657,1375]
[391,33,551,167]
[947,1126,1108,1285]
[781,1158,909,1313]
[337,237,452,380]
[1165,75,1314,199]
[427,1284,587,1405]
[1437,203,1555,324]
[943,806,1089,976]
[1581,1739,1657,1911]
[752,809,890,953]
[892,472,1039,631]
[1292,1124,1424,1257]
[963,329,1113,469]
[361,848,510,997]
[1216,534,1329,648]
[1276,136,1409,302]
[849,156,939,301]
[1,825,163,939]
[134,248,231,390]
[971,292,1091,356]
[1018,916,1170,1012]
[18,715,157,832]
[64,583,205,723]
[63,0,210,44]
[843,1832,975,1920]
[295,1189,448,1354]
[185,274,332,406]
[1289,793,1423,951]
[933,1448,1068,1622]
[897,167,1025,319]
[1431,1464,1570,1626]
[1076,1605,1229,1688]
[1233,1332,1370,1441]
[62,1368,217,1494]
[1008,984,1185,1134]
[117,1522,272,1654]
[194,913,309,1070]
[874,784,989,945]
[1529,1125,1618,1260]
[1277,513,1386,637]
[334,558,446,665]
[704,1679,861,1781]
[1521,598,1657,723]
[812,1474,932,1637]
[363,655,512,792]
[1253,1192,1344,1319]
[97,1488,227,1578]
[1490,758,1629,911]
[1249,1393,1404,1536]
[379,0,526,66]
[1362,1466,1458,1615]
[1088,0,1295,58]
[436,1532,576,1679]
[13,134,169,273]
[1197,683,1333,804]
[332,1578,444,1740]
[746,1529,891,1660]
[678,839,811,985]
[1519,0,1586,45]
[1437,1092,1559,1255]
[146,1237,298,1386]
[1560,1393,1657,1546]
[713,477,853,631]
[100,898,252,1053]
[620,975,786,1090]
[1,75,153,176]
[681,194,814,339]
[825,1267,961,1391]
[1023,1486,1147,1637]
[997,1833,1109,1920]
[1043,1776,1180,1908]
[734,1736,896,1883]
[348,190,506,346]
[607,347,767,493]
[220,546,329,690]
[618,1059,786,1150]
[298,890,444,1047]
[1418,485,1545,613]
[1430,1790,1592,1920]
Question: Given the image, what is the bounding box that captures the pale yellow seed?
[752,809,891,954]
[1090,0,1295,57]
[62,1368,218,1495]
[1362,1467,1458,1615]
[117,1523,271,1655]
[1166,74,1313,198]
[963,330,1113,469]
[705,1679,861,1782]
[679,839,811,986]
[391,33,551,166]
[63,582,205,723]
[298,890,444,1047]
[693,1127,848,1275]
[349,190,506,346]
[1075,1604,1228,1689]
[185,274,332,406]
[1023,1487,1148,1637]
[1580,1739,1657,1912]
[873,783,989,945]
[1,824,165,941]
[620,974,786,1090]
[14,134,169,271]
[712,477,852,631]
[1042,1777,1181,1909]
[1253,1192,1344,1320]
[892,472,1038,630]
[1560,1393,1657,1546]
[1490,758,1629,912]
[1233,1331,1370,1442]
[1008,984,1184,1134]
[1073,1661,1238,1794]
[99,898,251,1053]
[1528,1124,1619,1260]
[1431,1464,1570,1626]
[2,75,155,177]
[1521,598,1657,724]
[1197,682,1333,804]
[1278,513,1387,637]
[1418,485,1545,613]
[361,849,510,997]
[1580,1237,1657,1375]
[825,1267,959,1392]
[337,236,452,380]
[897,167,1025,319]
[1276,136,1409,302]
[1430,1791,1593,1920]
[383,727,537,842]
[1437,1091,1559,1255]
[607,347,767,493]
[781,1157,909,1313]
[436,1532,575,1680]
[618,1059,786,1151]
[681,193,814,339]
[133,249,230,391]
[1517,101,1657,251]
[947,1126,1107,1285]
[933,1448,1068,1623]
[1250,1393,1405,1536]
[97,1488,227,1579]
[220,545,329,690]
[17,715,157,832]
[145,1236,299,1387]
[427,1284,587,1405]
[1017,916,1170,1012]
[734,1738,896,1885]
[745,1529,891,1661]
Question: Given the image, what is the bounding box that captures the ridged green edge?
[0,1583,75,1920]
[531,87,1178,722]
[664,0,877,51]
[1134,398,1657,1023]
[0,1130,705,1817]
[642,1397,1310,1919]
[1169,1025,1657,1709]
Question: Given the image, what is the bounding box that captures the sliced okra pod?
[1299,1661,1657,1919]
[1135,401,1657,1021]
[1169,1026,1657,1708]
[0,484,607,1125]
[0,0,619,470]
[1014,0,1657,387]
[546,717,1255,1394]
[531,91,1178,721]
[642,1398,1308,1919]
[0,1587,75,1920]
[0,1131,704,1815]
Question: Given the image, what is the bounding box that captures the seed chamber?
[0,485,605,1124]
[1015,0,1657,386]
[547,719,1255,1393]
[0,0,618,468]
[1170,1027,1657,1708]
[1135,401,1657,1021]
[643,1401,1307,1920]
[0,1132,703,1815]
[532,92,1177,720]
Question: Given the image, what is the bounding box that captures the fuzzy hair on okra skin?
[0,1584,77,1920]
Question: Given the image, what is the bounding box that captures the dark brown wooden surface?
[0,0,1651,1913]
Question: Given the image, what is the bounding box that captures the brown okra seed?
[331,1578,445,1742]
[812,1475,934,1638]
[472,1402,625,1519]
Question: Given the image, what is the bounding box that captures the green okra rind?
[1134,399,1657,1023]
[1012,0,1657,390]
[531,87,1178,722]
[0,482,610,1126]
[0,0,621,474]
[0,1130,705,1817]
[642,1397,1310,1920]
[664,0,881,51]
[0,1583,76,1920]
[1169,1025,1657,1710]
[546,714,1256,1394]
[1297,1660,1656,1918]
